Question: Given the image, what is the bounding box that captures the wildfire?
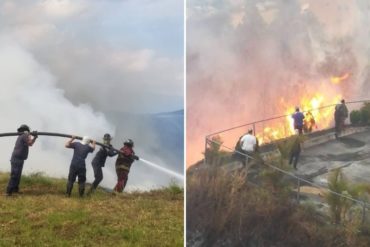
[256,93,341,145]
[209,75,346,153]
[330,73,350,84]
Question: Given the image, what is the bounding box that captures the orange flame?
[330,73,350,84]
[256,93,341,145]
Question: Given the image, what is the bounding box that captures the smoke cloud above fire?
[0,0,184,190]
[187,0,370,166]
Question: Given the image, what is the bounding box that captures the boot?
[86,186,95,196]
[79,183,85,197]
[66,182,73,197]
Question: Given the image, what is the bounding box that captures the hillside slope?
[0,172,183,246]
[187,167,370,247]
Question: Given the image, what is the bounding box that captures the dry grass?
[186,167,370,247]
[0,172,183,247]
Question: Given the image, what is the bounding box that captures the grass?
[187,167,370,247]
[0,172,183,247]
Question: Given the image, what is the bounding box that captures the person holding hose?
[87,133,118,195]
[114,139,139,193]
[6,124,38,196]
[65,136,96,197]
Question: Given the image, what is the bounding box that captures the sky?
[0,0,184,190]
[187,0,370,166]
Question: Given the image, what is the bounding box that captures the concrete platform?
[296,127,370,186]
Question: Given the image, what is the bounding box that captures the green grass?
[0,172,183,247]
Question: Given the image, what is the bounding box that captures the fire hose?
[0,132,184,180]
[0,132,127,156]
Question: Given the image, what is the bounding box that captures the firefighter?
[334,99,349,139]
[292,107,305,135]
[65,136,96,197]
[6,124,38,196]
[87,133,118,195]
[303,111,316,133]
[114,139,139,193]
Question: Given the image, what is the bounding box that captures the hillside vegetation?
[187,167,370,247]
[0,172,183,247]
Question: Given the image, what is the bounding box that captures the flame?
[330,73,350,84]
[256,93,341,145]
[205,75,345,155]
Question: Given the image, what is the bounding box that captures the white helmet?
[81,136,91,145]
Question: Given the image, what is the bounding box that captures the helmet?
[17,124,30,133]
[124,139,134,147]
[103,133,112,141]
[81,136,91,145]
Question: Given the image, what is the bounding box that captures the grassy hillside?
[0,172,183,247]
[187,167,370,247]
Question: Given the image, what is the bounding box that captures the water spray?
[139,158,184,180]
[0,132,183,180]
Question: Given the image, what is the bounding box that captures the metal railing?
[204,99,370,224]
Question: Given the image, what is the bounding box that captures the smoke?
[0,0,184,190]
[0,0,183,113]
[0,37,116,186]
[187,0,370,166]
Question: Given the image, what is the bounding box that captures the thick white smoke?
[0,37,119,188]
[0,0,184,190]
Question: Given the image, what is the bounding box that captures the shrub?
[360,103,370,124]
[325,169,370,225]
[350,110,361,125]
[204,135,229,165]
[166,181,183,197]
[187,167,340,246]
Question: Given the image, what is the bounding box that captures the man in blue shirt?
[6,124,38,196]
[292,107,305,135]
[65,136,96,197]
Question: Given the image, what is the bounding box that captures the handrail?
[206,138,370,208]
[204,99,370,209]
[206,99,370,138]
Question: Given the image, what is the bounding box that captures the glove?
[31,131,38,139]
[133,155,139,161]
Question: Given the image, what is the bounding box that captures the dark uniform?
[289,136,302,170]
[66,142,94,197]
[114,145,138,192]
[334,102,349,138]
[90,146,117,190]
[7,133,32,195]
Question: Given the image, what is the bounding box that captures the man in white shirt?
[239,129,257,167]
